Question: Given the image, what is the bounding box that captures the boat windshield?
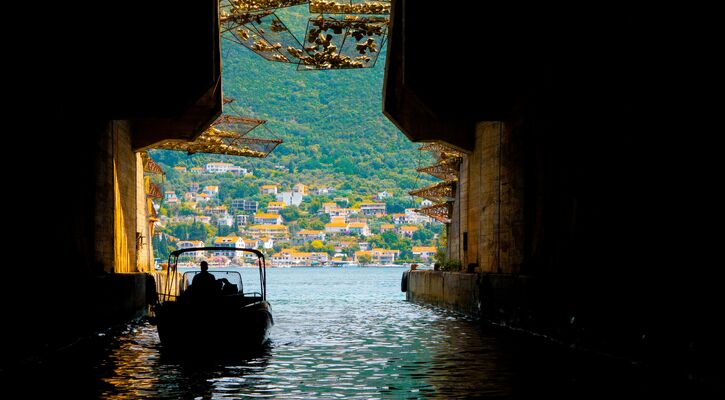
[181,270,243,293]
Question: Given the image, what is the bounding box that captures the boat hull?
[155,299,272,352]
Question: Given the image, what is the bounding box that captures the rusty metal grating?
[140,151,165,175]
[417,157,462,181]
[296,15,388,70]
[149,126,282,158]
[212,114,267,137]
[415,203,451,224]
[309,0,391,15]
[224,11,306,63]
[408,180,456,203]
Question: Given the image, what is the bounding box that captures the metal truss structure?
[414,203,451,224]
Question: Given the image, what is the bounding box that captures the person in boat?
[191,260,217,297]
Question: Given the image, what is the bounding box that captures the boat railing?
[161,247,267,304]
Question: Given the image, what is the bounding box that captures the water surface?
[3,267,680,398]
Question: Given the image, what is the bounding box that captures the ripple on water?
[7,267,661,399]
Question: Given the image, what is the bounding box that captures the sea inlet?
[3,267,690,398]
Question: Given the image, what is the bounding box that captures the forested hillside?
[151,5,434,194]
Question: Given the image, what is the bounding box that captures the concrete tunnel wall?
[1,120,162,367]
[406,118,725,384]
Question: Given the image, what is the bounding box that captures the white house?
[324,220,348,234]
[347,222,371,237]
[207,205,228,216]
[216,215,234,227]
[206,162,247,174]
[176,240,205,258]
[206,162,231,172]
[259,237,275,249]
[398,225,419,238]
[236,214,250,226]
[271,250,328,266]
[276,191,303,206]
[372,248,399,264]
[355,248,399,264]
[260,185,278,195]
[202,185,219,197]
[322,202,338,213]
[404,208,433,224]
[213,236,244,257]
[412,246,437,260]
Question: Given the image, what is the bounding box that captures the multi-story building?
[205,162,247,174]
[271,250,329,266]
[213,235,244,257]
[379,223,396,234]
[276,191,303,206]
[176,240,205,258]
[324,220,348,234]
[372,248,399,264]
[231,199,258,213]
[347,222,371,237]
[247,224,289,239]
[235,214,250,226]
[398,225,419,238]
[359,202,386,216]
[267,201,286,214]
[293,183,307,195]
[207,205,228,217]
[254,212,283,225]
[297,229,326,242]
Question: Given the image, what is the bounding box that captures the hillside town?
[152,161,443,267]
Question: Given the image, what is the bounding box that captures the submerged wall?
[406,271,480,316]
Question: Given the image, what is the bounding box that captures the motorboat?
[152,247,273,353]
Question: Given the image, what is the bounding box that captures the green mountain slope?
[152,5,434,194]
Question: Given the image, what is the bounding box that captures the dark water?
[2,267,692,398]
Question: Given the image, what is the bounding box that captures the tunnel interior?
[6,0,722,390]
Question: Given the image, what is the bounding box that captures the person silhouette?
[191,261,217,296]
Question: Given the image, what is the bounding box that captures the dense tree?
[280,206,301,222]
[358,254,372,266]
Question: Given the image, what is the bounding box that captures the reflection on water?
[2,267,683,398]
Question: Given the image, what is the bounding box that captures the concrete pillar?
[111,121,138,273]
[135,154,154,272]
[447,122,525,274]
[95,122,115,273]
